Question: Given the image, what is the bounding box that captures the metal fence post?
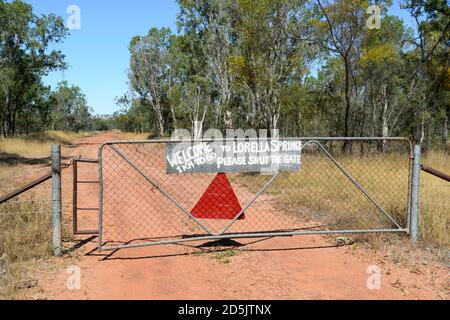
[410,145,421,243]
[52,145,62,256]
[73,158,78,235]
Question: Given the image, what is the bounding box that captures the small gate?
[97,138,414,251]
[73,157,100,236]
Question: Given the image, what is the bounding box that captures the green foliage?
[117,0,449,146]
[1,0,448,146]
[0,1,99,137]
[50,81,94,132]
[0,0,71,137]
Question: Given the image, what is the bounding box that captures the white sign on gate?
[166,140,302,174]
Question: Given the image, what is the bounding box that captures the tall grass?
[114,132,155,141]
[0,201,52,299]
[420,150,450,247]
[0,166,52,299]
[0,131,91,158]
[237,147,449,248]
[0,129,92,298]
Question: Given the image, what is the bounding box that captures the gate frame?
[73,157,100,236]
[97,137,416,251]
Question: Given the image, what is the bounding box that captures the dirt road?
[33,132,448,300]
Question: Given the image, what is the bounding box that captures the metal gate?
[72,157,100,236]
[97,138,414,251]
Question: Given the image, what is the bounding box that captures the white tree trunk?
[153,100,165,137]
[380,84,389,151]
[192,120,203,140]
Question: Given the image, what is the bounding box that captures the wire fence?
[0,168,52,217]
[0,167,53,266]
[99,138,412,250]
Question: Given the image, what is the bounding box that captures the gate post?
[52,145,62,256]
[73,158,78,235]
[410,145,421,243]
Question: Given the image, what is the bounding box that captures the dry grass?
[213,249,240,264]
[420,150,450,247]
[0,206,52,299]
[113,131,154,141]
[0,131,91,159]
[0,130,92,299]
[237,148,449,248]
[0,166,52,299]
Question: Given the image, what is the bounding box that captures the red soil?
[30,132,448,300]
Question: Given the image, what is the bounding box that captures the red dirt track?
[34,132,448,300]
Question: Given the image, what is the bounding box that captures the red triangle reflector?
[191,173,245,220]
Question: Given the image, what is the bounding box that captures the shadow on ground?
[72,233,340,262]
[0,152,51,166]
[0,152,73,166]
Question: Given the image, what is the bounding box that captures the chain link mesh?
[100,139,411,248]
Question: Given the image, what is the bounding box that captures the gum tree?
[129,28,172,137]
[0,0,67,137]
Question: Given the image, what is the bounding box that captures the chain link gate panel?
[98,138,412,251]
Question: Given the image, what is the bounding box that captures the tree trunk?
[297,111,302,137]
[425,122,432,153]
[6,107,15,138]
[2,88,10,138]
[192,120,203,140]
[420,115,425,145]
[223,110,233,130]
[156,115,164,137]
[359,109,367,157]
[153,101,165,137]
[271,113,279,137]
[442,106,449,144]
[378,84,389,152]
[170,105,177,131]
[342,58,352,153]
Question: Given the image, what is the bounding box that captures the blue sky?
[28,0,180,115]
[27,0,414,116]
